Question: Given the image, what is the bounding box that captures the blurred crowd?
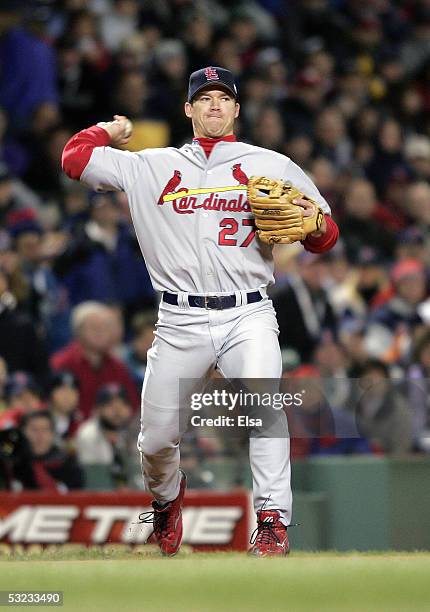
[2,0,430,491]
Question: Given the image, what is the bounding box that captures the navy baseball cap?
[188,67,238,102]
[96,383,128,406]
[49,371,79,393]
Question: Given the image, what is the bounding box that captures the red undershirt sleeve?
[62,126,111,180]
[62,125,142,192]
[301,215,339,253]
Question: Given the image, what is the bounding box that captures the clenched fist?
[97,115,133,147]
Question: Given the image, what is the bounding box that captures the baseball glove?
[247,176,325,245]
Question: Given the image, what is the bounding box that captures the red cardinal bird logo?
[158,170,182,205]
[232,164,249,185]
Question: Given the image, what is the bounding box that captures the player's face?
[185,88,240,138]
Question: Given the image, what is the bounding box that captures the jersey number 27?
[218,218,256,247]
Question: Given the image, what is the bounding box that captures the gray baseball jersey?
[80,140,331,293]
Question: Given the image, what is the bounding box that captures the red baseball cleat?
[152,470,187,557]
[248,509,290,557]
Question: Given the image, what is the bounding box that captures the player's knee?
[137,432,179,458]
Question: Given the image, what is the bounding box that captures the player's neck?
[193,134,237,158]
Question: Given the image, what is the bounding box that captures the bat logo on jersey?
[157,166,250,214]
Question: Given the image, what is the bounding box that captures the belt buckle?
[204,295,223,309]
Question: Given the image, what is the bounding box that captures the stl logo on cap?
[204,67,219,81]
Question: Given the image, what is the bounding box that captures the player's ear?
[234,102,240,119]
[184,102,192,118]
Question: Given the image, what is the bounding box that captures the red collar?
[193,135,236,158]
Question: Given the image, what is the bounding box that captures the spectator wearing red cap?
[364,258,428,363]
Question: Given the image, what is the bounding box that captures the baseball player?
[62,66,339,557]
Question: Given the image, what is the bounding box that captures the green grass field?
[1,549,429,612]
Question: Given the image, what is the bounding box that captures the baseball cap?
[7,372,40,399]
[398,226,425,246]
[289,365,321,379]
[188,67,238,102]
[49,371,78,393]
[95,383,128,406]
[356,246,383,267]
[391,258,425,283]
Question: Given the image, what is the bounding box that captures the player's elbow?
[61,138,91,181]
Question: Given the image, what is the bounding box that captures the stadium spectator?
[23,125,73,200]
[330,246,391,327]
[282,68,327,137]
[404,134,430,182]
[56,35,104,130]
[75,383,133,487]
[406,330,430,453]
[273,251,338,361]
[112,70,170,151]
[286,365,372,459]
[403,181,430,234]
[12,410,84,491]
[51,301,139,418]
[1,0,430,468]
[354,359,413,456]
[0,1,59,131]
[339,178,396,261]
[313,333,351,411]
[0,371,43,431]
[0,163,40,232]
[314,106,353,170]
[122,312,157,387]
[10,220,70,347]
[0,268,49,383]
[53,191,155,313]
[0,108,28,176]
[47,370,82,446]
[99,0,140,53]
[252,106,285,152]
[365,118,406,197]
[364,258,427,363]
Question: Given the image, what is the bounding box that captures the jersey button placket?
[201,163,216,289]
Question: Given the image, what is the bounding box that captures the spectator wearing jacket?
[53,192,155,316]
[75,383,133,487]
[0,267,49,384]
[364,258,427,363]
[47,370,82,446]
[51,301,139,418]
